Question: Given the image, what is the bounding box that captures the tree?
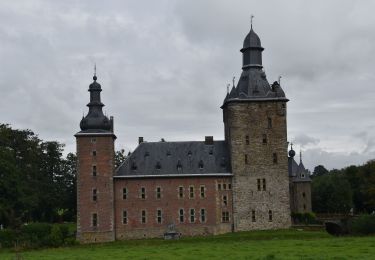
[312,165,329,178]
[115,149,127,169]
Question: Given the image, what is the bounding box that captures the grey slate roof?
[288,157,311,183]
[115,141,231,178]
[242,28,262,49]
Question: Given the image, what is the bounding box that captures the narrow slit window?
[157,209,162,224]
[141,187,146,199]
[245,135,250,145]
[189,186,194,199]
[92,165,97,176]
[179,209,184,223]
[190,208,195,223]
[262,134,267,144]
[141,210,146,224]
[123,210,127,224]
[92,213,98,227]
[122,188,128,200]
[257,179,261,191]
[262,178,266,191]
[268,117,272,128]
[92,189,97,201]
[200,185,205,198]
[178,186,184,198]
[156,187,161,199]
[273,153,278,164]
[268,210,273,222]
[200,209,206,223]
[252,210,256,222]
[245,154,248,164]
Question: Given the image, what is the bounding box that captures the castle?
[75,25,311,243]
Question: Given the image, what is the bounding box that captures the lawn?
[1,229,374,259]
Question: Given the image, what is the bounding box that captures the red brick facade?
[114,176,232,239]
[76,134,116,243]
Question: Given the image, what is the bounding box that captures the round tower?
[75,74,116,243]
[222,24,291,231]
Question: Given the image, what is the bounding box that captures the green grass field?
[1,229,374,259]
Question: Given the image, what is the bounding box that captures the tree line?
[311,162,375,214]
[0,124,126,228]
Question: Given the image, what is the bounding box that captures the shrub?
[49,225,64,247]
[351,215,375,235]
[20,223,52,247]
[292,212,317,225]
[0,229,17,248]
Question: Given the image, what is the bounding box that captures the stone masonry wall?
[76,135,116,243]
[224,101,291,231]
[290,181,312,213]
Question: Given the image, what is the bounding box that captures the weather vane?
[94,63,97,77]
[251,14,254,29]
[232,76,236,87]
[278,75,282,84]
[227,84,230,94]
[290,142,293,150]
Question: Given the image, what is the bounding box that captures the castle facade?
[75,25,311,243]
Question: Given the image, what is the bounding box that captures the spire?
[300,149,302,164]
[241,20,264,70]
[79,72,112,132]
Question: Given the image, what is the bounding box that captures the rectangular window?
[156,186,161,199]
[257,179,261,191]
[157,209,162,224]
[252,210,256,222]
[245,135,250,145]
[200,185,205,198]
[178,186,184,198]
[273,153,278,164]
[141,187,146,199]
[262,134,267,144]
[262,178,266,191]
[223,195,228,206]
[268,210,273,222]
[141,210,146,224]
[222,211,229,223]
[200,208,206,223]
[245,154,248,164]
[123,188,128,200]
[218,183,222,190]
[189,186,194,199]
[179,209,184,223]
[190,208,195,223]
[123,210,127,224]
[92,213,98,227]
[92,188,97,201]
[91,138,96,143]
[268,117,272,128]
[228,183,232,190]
[223,183,227,190]
[92,165,97,176]
[92,150,97,156]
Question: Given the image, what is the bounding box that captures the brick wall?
[114,176,232,239]
[76,134,116,243]
[223,101,291,230]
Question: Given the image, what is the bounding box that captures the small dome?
[289,148,296,158]
[243,28,262,49]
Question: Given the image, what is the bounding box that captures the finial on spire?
[278,75,282,84]
[300,149,302,164]
[227,83,230,94]
[251,14,254,29]
[290,142,293,150]
[93,63,97,81]
[232,76,236,87]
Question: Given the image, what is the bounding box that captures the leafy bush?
[351,215,375,235]
[292,212,317,225]
[0,222,77,249]
[0,229,17,248]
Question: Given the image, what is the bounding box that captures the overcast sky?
[1,0,375,171]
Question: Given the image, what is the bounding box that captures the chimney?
[205,136,214,145]
[138,137,144,144]
[110,116,114,132]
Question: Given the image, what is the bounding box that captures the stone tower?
[222,26,291,230]
[75,74,116,243]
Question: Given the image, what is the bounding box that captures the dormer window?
[177,160,182,171]
[198,160,204,169]
[131,162,137,171]
[188,151,192,157]
[301,173,305,178]
[144,151,150,157]
[156,161,161,170]
[209,149,213,155]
